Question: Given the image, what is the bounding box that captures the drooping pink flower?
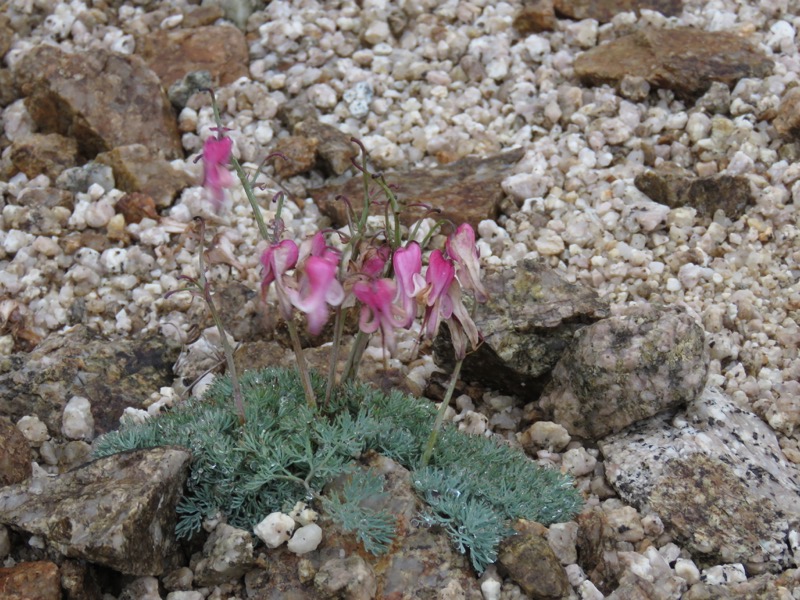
[392,242,424,328]
[353,278,406,354]
[420,249,455,340]
[288,251,345,336]
[446,224,488,303]
[201,136,234,211]
[445,279,480,360]
[260,239,299,320]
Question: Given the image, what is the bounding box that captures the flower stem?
[420,358,463,467]
[324,306,346,408]
[287,320,316,410]
[341,330,369,384]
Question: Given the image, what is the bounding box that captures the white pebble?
[307,83,338,109]
[287,523,322,555]
[17,415,49,444]
[674,558,701,585]
[62,396,95,441]
[253,512,295,548]
[480,578,501,600]
[561,447,597,477]
[701,563,746,585]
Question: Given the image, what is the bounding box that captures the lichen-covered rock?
[497,521,571,600]
[540,304,708,440]
[0,325,177,437]
[600,388,800,573]
[434,259,610,399]
[314,555,377,600]
[0,447,191,576]
[311,148,525,230]
[295,119,359,176]
[193,523,254,587]
[574,27,773,100]
[15,45,183,160]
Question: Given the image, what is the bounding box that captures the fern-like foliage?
[93,367,583,572]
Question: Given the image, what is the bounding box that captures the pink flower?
[445,280,480,360]
[353,278,406,354]
[420,249,455,340]
[392,242,423,328]
[260,239,299,320]
[446,224,487,303]
[288,252,345,336]
[202,136,234,211]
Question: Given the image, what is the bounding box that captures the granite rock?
[295,119,359,176]
[55,162,116,195]
[600,388,800,573]
[193,524,254,587]
[313,555,377,600]
[540,304,708,440]
[311,148,525,230]
[434,258,610,399]
[574,27,773,100]
[513,0,556,35]
[634,163,754,219]
[0,447,191,576]
[16,45,183,160]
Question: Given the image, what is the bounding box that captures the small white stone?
[674,558,701,584]
[577,579,604,600]
[518,421,571,452]
[62,396,95,440]
[480,578,501,600]
[535,229,565,256]
[253,512,295,548]
[701,563,746,585]
[17,415,49,443]
[561,447,597,477]
[308,83,338,109]
[287,523,322,555]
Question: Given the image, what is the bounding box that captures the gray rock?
[600,388,800,573]
[0,447,191,576]
[193,523,254,587]
[497,521,571,600]
[434,258,610,399]
[540,304,708,440]
[634,162,754,219]
[168,70,213,110]
[55,162,116,194]
[0,325,177,437]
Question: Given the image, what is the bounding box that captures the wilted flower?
[446,224,488,303]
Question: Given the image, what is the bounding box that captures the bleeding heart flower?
[288,252,345,336]
[201,136,234,211]
[420,249,455,340]
[260,239,299,320]
[392,242,424,328]
[353,278,406,354]
[446,224,487,303]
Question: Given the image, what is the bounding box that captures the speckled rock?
[16,45,183,160]
[0,447,191,576]
[9,133,79,180]
[634,163,753,219]
[193,524,254,587]
[0,561,60,600]
[295,119,359,176]
[95,144,193,207]
[513,0,556,34]
[574,28,773,100]
[540,303,708,440]
[311,148,525,230]
[136,26,248,89]
[55,162,116,195]
[0,325,177,437]
[3,188,73,236]
[497,521,571,599]
[600,388,800,573]
[684,570,800,599]
[0,417,31,487]
[434,258,610,399]
[0,68,18,108]
[774,87,800,140]
[273,135,319,178]
[554,0,682,22]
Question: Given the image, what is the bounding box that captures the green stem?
[324,306,346,408]
[231,155,271,242]
[421,358,463,467]
[287,320,316,410]
[341,330,369,384]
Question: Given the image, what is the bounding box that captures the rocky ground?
[1,0,800,598]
